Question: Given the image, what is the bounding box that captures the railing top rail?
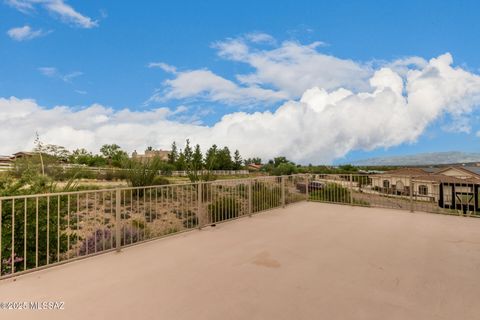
[0,173,309,201]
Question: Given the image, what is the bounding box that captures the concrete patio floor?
[1,202,480,320]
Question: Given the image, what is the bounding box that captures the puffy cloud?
[214,37,372,96]
[2,53,480,163]
[245,32,276,44]
[148,62,177,74]
[151,35,371,107]
[6,25,49,41]
[148,69,289,106]
[6,0,97,28]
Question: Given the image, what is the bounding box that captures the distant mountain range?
[350,152,480,166]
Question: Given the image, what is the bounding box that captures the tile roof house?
[131,149,171,162]
[370,166,479,213]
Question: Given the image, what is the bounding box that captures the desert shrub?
[123,158,164,187]
[309,183,350,203]
[152,176,170,186]
[173,209,198,228]
[0,194,72,275]
[308,183,368,206]
[77,225,145,256]
[271,163,298,176]
[208,197,240,222]
[252,181,281,212]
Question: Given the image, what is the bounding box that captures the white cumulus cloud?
[7,25,49,41]
[150,35,372,107]
[148,69,289,106]
[6,0,97,28]
[2,53,480,163]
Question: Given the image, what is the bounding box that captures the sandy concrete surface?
[1,202,480,320]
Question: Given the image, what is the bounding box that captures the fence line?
[0,163,250,176]
[0,174,308,279]
[2,172,478,279]
[307,174,479,217]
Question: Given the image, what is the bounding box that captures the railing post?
[349,174,353,205]
[197,181,203,229]
[281,176,286,208]
[248,179,253,217]
[305,174,309,201]
[409,176,414,213]
[115,189,121,252]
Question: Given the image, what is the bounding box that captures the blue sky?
[1,0,480,163]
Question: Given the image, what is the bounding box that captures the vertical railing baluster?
[47,196,50,264]
[24,198,27,271]
[409,176,414,213]
[11,199,15,274]
[57,195,60,262]
[116,189,121,252]
[247,179,253,217]
[0,199,2,275]
[67,195,70,260]
[35,197,39,268]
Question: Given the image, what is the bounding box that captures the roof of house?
[13,151,35,157]
[413,174,479,184]
[0,155,12,163]
[376,167,429,177]
[372,167,480,184]
[434,166,480,178]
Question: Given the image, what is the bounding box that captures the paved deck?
[1,202,480,320]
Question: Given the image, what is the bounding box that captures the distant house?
[247,163,263,171]
[434,166,480,180]
[0,155,12,164]
[370,166,479,212]
[0,155,13,172]
[12,151,36,159]
[132,149,171,162]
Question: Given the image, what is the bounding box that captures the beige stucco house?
[370,167,480,209]
[132,149,171,162]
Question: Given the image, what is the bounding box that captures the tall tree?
[168,141,178,164]
[100,144,128,167]
[204,144,218,170]
[183,139,193,165]
[187,144,204,182]
[244,157,262,165]
[176,149,186,170]
[192,144,203,171]
[217,147,233,170]
[233,150,243,170]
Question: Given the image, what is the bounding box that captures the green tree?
[204,145,218,170]
[216,147,233,170]
[271,163,298,176]
[176,150,186,170]
[100,144,128,167]
[273,156,291,167]
[183,139,193,165]
[187,144,204,182]
[70,149,106,167]
[244,157,262,165]
[192,144,203,170]
[233,150,243,170]
[168,141,178,164]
